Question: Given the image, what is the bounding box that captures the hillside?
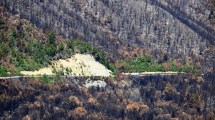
[0,0,215,120]
[1,0,214,72]
[0,7,200,77]
[0,74,215,119]
[0,9,116,76]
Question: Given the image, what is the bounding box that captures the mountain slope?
[1,0,214,70]
[0,9,116,76]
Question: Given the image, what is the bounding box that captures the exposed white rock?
[21,54,112,77]
[84,79,107,88]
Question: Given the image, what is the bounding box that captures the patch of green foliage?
[124,56,164,72]
[0,65,9,77]
[168,61,177,72]
[54,70,64,82]
[168,60,196,72]
[178,66,196,73]
[0,43,9,57]
[41,74,53,84]
[122,56,196,73]
[48,31,56,45]
[67,39,74,51]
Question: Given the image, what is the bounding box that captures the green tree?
[45,44,56,57]
[58,43,64,52]
[0,44,8,57]
[67,39,74,51]
[9,29,16,48]
[107,63,117,73]
[48,31,56,45]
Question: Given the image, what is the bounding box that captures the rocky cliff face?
[1,0,214,67]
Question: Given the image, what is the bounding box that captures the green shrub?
[65,67,72,75]
[0,44,9,57]
[179,66,195,73]
[121,56,197,73]
[107,63,117,74]
[9,29,16,48]
[48,31,56,45]
[168,61,178,72]
[45,44,56,57]
[0,65,9,77]
[67,39,74,51]
[74,39,88,53]
[148,63,165,72]
[58,43,64,52]
[41,74,53,84]
[54,70,64,82]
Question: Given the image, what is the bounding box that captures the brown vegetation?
[69,107,87,119]
[0,73,215,119]
[69,96,83,107]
